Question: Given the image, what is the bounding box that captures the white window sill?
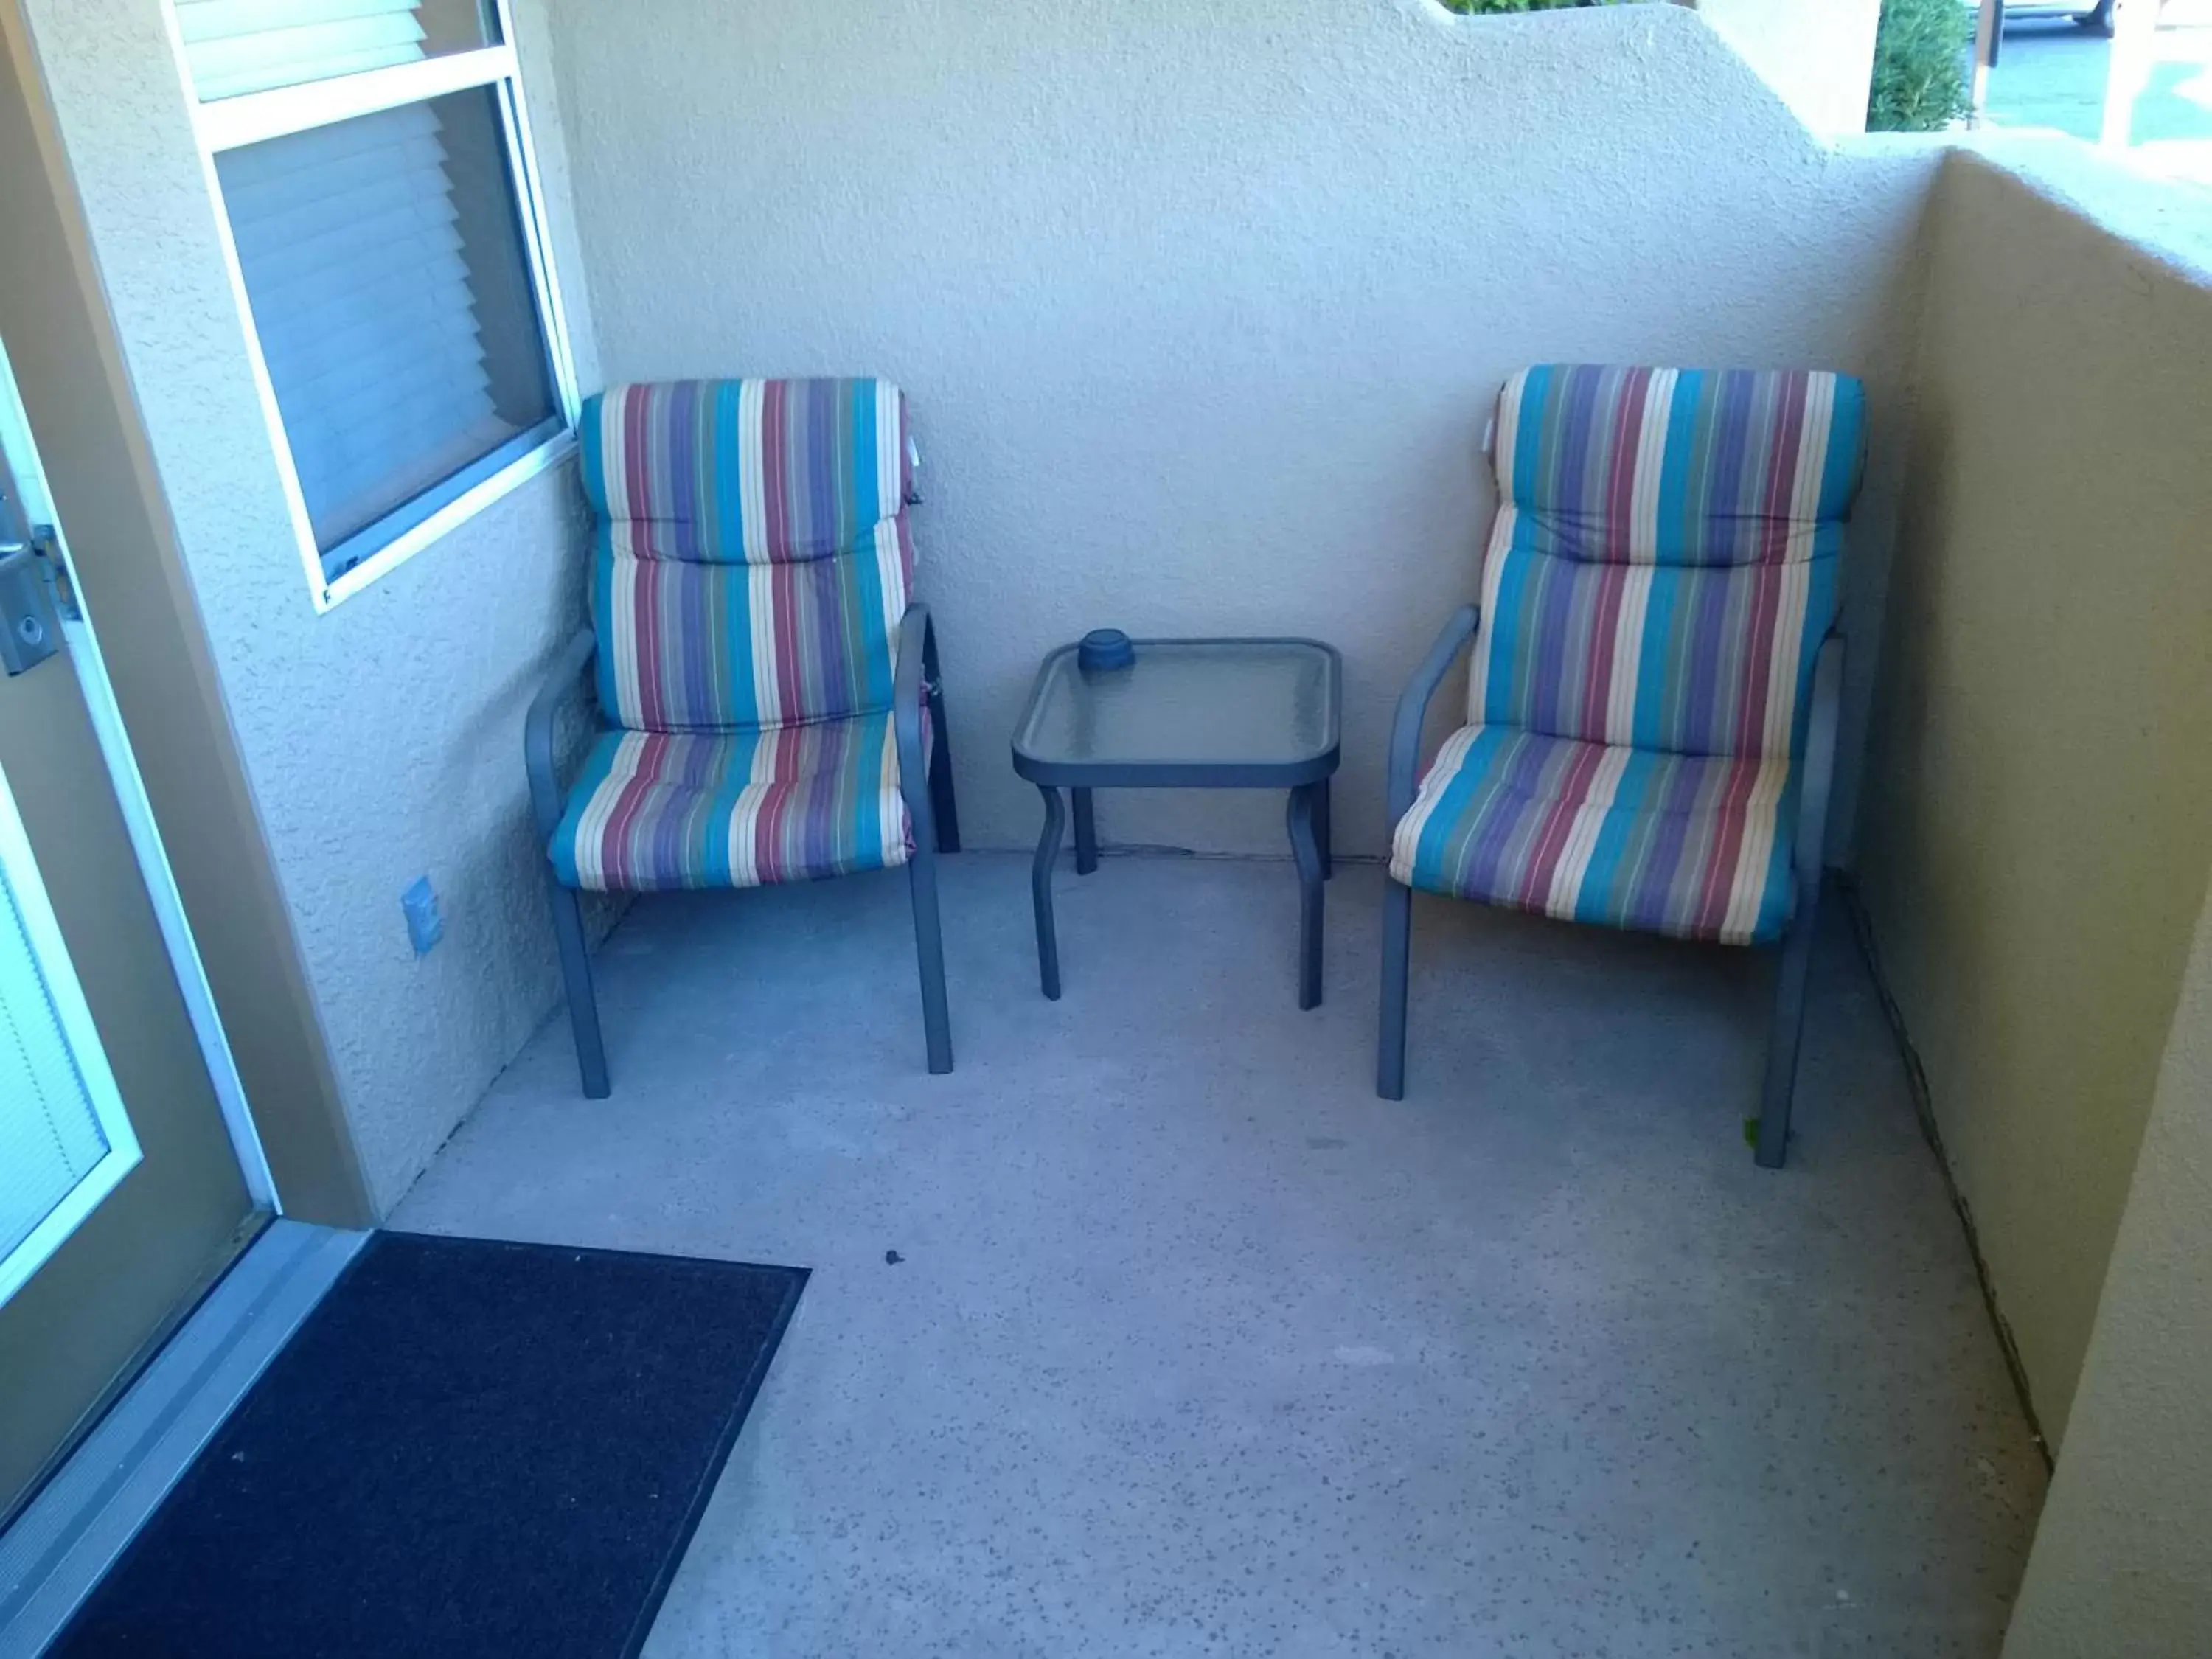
[315,427,577,613]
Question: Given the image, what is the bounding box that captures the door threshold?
[0,1220,366,1656]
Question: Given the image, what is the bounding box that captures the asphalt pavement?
[1982,4,2212,153]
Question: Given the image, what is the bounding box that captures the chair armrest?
[1387,605,1481,827]
[1793,631,1846,887]
[894,603,935,848]
[526,625,598,846]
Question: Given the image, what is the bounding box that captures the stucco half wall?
[1859,141,2212,1448]
[538,0,1935,863]
[14,0,607,1212]
[2001,870,2212,1658]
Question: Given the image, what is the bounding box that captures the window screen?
[215,86,561,578]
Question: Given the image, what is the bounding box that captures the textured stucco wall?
[15,0,603,1212]
[2001,870,2212,1658]
[1858,141,2212,1446]
[537,0,1936,863]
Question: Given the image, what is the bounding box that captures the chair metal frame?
[525,602,961,1098]
[1375,605,1845,1169]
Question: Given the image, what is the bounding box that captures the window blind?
[218,100,522,567]
[0,861,111,1265]
[173,0,432,102]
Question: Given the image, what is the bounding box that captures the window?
[167,1,575,608]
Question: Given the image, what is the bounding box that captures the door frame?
[0,340,278,1244]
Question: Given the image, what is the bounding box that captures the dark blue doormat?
[50,1231,806,1659]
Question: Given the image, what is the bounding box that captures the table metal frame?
[1009,637,1342,1009]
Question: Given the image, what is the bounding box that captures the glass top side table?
[1009,637,1342,1009]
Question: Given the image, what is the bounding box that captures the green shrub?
[1867,0,1974,131]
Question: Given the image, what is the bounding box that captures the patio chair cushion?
[581,379,913,732]
[1470,366,1864,760]
[548,712,914,892]
[1388,723,1798,946]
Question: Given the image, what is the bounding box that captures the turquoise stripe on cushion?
[708,380,742,559]
[1655,369,1702,558]
[1568,743,1662,926]
[579,390,610,520]
[1818,377,1868,520]
[1628,560,1682,749]
[1481,535,1538,728]
[844,381,883,537]
[1408,726,1508,886]
[1510,364,1551,508]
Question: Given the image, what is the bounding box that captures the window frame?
[159,1,581,613]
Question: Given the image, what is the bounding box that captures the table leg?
[1315,777,1333,881]
[1032,785,1065,1000]
[1072,787,1098,876]
[1286,785,1324,1011]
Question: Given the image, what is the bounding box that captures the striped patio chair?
[1377,365,1865,1166]
[525,379,960,1095]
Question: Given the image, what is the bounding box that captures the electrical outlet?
[402,877,443,956]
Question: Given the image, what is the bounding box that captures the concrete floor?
[394,854,2045,1658]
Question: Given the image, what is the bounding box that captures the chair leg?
[1285,785,1324,1011]
[1378,878,1412,1099]
[1071,787,1099,875]
[926,646,961,855]
[1755,878,1822,1169]
[546,880,610,1099]
[1030,785,1065,1001]
[908,840,954,1075]
[1315,779,1333,881]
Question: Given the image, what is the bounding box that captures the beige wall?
[1858,140,2212,1445]
[2001,869,2212,1657]
[538,0,1935,864]
[15,0,605,1213]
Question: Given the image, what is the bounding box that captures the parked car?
[1973,1,2129,72]
[2041,1,2118,34]
[1984,1,2125,39]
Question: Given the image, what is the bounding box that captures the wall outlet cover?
[401,877,442,957]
